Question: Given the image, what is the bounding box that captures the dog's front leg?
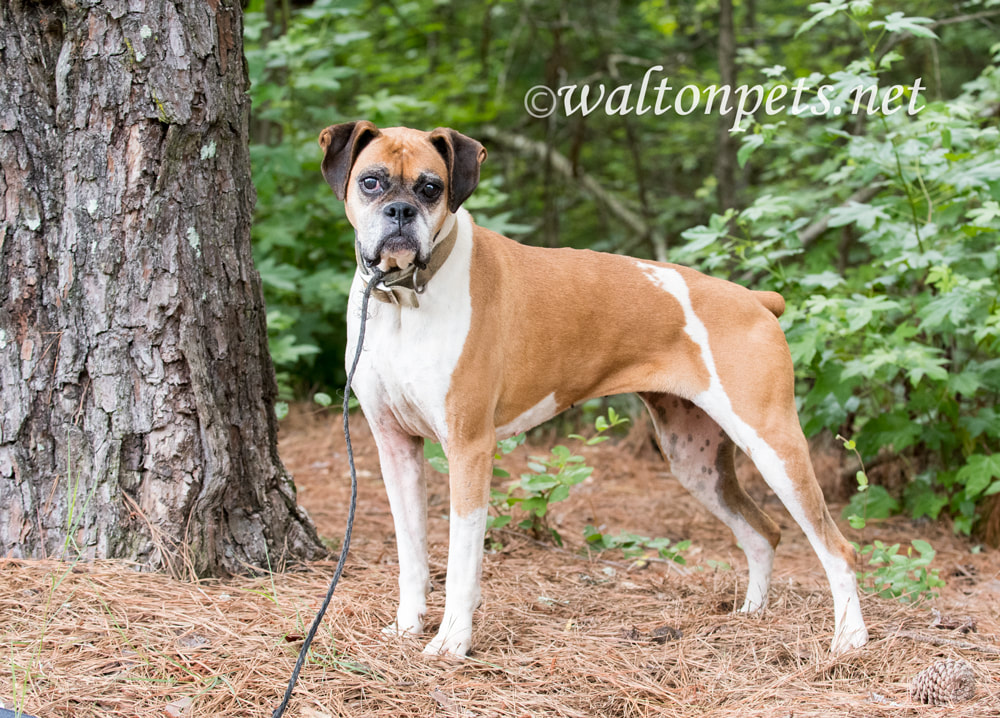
[423,439,493,657]
[369,417,430,638]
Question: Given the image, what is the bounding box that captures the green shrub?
[680,7,1000,538]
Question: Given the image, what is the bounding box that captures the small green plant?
[839,434,944,602]
[424,411,696,557]
[425,409,631,546]
[842,484,899,528]
[583,525,690,564]
[857,539,944,603]
[838,434,899,530]
[424,431,525,550]
[490,409,630,546]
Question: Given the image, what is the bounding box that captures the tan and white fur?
[319,121,869,658]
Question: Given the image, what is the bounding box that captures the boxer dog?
[318,121,869,657]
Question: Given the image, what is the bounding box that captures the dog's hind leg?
[724,405,869,654]
[640,392,781,613]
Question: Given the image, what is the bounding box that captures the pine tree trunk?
[715,0,738,213]
[0,0,325,576]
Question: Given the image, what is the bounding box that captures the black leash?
[272,267,386,718]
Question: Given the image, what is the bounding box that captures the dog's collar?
[355,219,459,308]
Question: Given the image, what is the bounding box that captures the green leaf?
[497,433,526,455]
[956,454,1000,499]
[869,12,938,40]
[550,445,572,461]
[583,524,603,543]
[908,489,948,520]
[424,440,449,474]
[967,200,1000,228]
[795,1,849,37]
[313,392,333,407]
[879,50,903,70]
[550,528,564,547]
[679,224,724,250]
[520,474,559,492]
[842,485,899,521]
[520,496,548,516]
[827,202,889,231]
[549,485,570,503]
[737,134,765,168]
[919,290,973,329]
[488,514,512,530]
[857,410,922,454]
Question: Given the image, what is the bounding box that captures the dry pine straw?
[2,408,999,718]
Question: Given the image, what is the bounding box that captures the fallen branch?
[799,183,884,247]
[479,125,669,261]
[892,628,1000,655]
[877,9,1000,60]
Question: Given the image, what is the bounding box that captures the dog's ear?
[429,128,487,213]
[318,121,380,201]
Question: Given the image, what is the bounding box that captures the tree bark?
[715,0,738,213]
[0,0,325,576]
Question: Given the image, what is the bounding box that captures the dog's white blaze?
[348,210,475,445]
[639,262,866,649]
[496,392,559,439]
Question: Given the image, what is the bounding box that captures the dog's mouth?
[365,235,426,274]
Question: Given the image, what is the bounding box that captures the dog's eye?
[360,177,381,193]
[421,182,442,200]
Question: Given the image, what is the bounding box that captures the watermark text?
[523,66,926,131]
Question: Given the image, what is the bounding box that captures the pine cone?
[910,659,976,705]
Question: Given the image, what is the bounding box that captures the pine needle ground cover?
[4,408,999,717]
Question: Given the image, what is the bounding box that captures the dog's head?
[319,122,487,273]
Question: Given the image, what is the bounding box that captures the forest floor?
[3,405,1000,717]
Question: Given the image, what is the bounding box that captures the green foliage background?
[244,0,1000,540]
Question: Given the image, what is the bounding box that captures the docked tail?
[754,290,785,318]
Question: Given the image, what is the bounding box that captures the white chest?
[346,212,474,445]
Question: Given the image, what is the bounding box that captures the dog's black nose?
[384,202,417,225]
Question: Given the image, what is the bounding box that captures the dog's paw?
[422,628,471,658]
[381,621,422,638]
[736,596,766,614]
[829,623,869,655]
[381,601,426,638]
[382,611,425,638]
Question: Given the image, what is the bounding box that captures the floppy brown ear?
[318,121,380,200]
[428,128,487,213]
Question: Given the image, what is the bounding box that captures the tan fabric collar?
[355,220,459,308]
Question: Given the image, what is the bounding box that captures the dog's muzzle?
[355,218,458,309]
[369,235,424,272]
